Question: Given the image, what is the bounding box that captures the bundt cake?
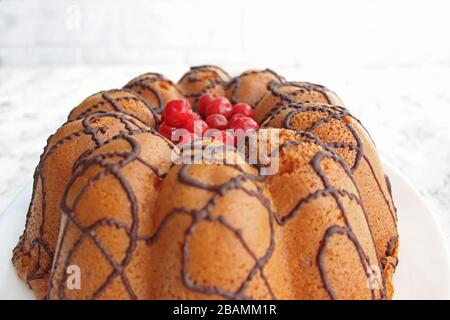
[12,112,150,299]
[68,89,159,128]
[13,66,398,300]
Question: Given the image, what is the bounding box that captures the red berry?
[197,93,215,117]
[232,103,254,118]
[158,122,176,140]
[192,112,202,120]
[162,99,193,127]
[206,114,228,130]
[229,116,259,132]
[205,97,233,119]
[183,119,208,135]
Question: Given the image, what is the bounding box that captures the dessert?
[256,101,398,295]
[13,66,398,300]
[225,69,285,107]
[68,89,159,128]
[124,73,184,113]
[177,65,231,107]
[12,112,149,298]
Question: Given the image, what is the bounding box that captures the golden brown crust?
[14,67,397,300]
[46,129,385,299]
[68,89,159,128]
[124,73,184,113]
[177,65,231,108]
[47,132,176,299]
[264,130,384,299]
[254,81,343,123]
[12,113,149,299]
[225,69,285,107]
[260,102,398,295]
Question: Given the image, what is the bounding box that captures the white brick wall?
[1,0,450,68]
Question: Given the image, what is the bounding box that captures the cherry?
[162,99,193,127]
[232,103,254,118]
[229,115,259,132]
[183,119,208,135]
[159,96,259,147]
[197,93,215,117]
[158,122,176,140]
[205,97,233,119]
[206,114,228,130]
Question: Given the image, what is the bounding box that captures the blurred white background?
[0,0,449,244]
[1,0,450,68]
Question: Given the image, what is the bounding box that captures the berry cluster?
[158,93,259,146]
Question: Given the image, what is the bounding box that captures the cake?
[13,66,398,300]
[177,65,231,107]
[12,112,150,298]
[68,89,159,128]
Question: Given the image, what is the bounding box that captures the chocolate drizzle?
[49,131,176,299]
[266,81,341,106]
[225,69,285,106]
[124,73,184,113]
[13,66,397,300]
[40,130,386,299]
[261,102,397,227]
[386,235,399,258]
[178,65,230,107]
[12,112,149,293]
[68,89,159,128]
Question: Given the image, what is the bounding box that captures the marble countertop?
[0,65,449,247]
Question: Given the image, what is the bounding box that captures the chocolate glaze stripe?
[72,89,160,127]
[178,65,230,83]
[275,132,386,298]
[13,112,148,291]
[178,66,229,107]
[174,131,384,299]
[53,130,177,299]
[124,73,183,113]
[189,65,232,79]
[177,163,276,299]
[225,69,285,106]
[385,174,398,214]
[362,155,398,225]
[385,236,399,268]
[311,152,382,299]
[51,127,384,298]
[263,102,396,228]
[26,239,52,281]
[267,81,337,105]
[274,128,391,297]
[92,168,139,300]
[317,225,371,299]
[71,127,176,175]
[260,102,345,129]
[55,135,148,299]
[18,67,391,300]
[56,134,276,298]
